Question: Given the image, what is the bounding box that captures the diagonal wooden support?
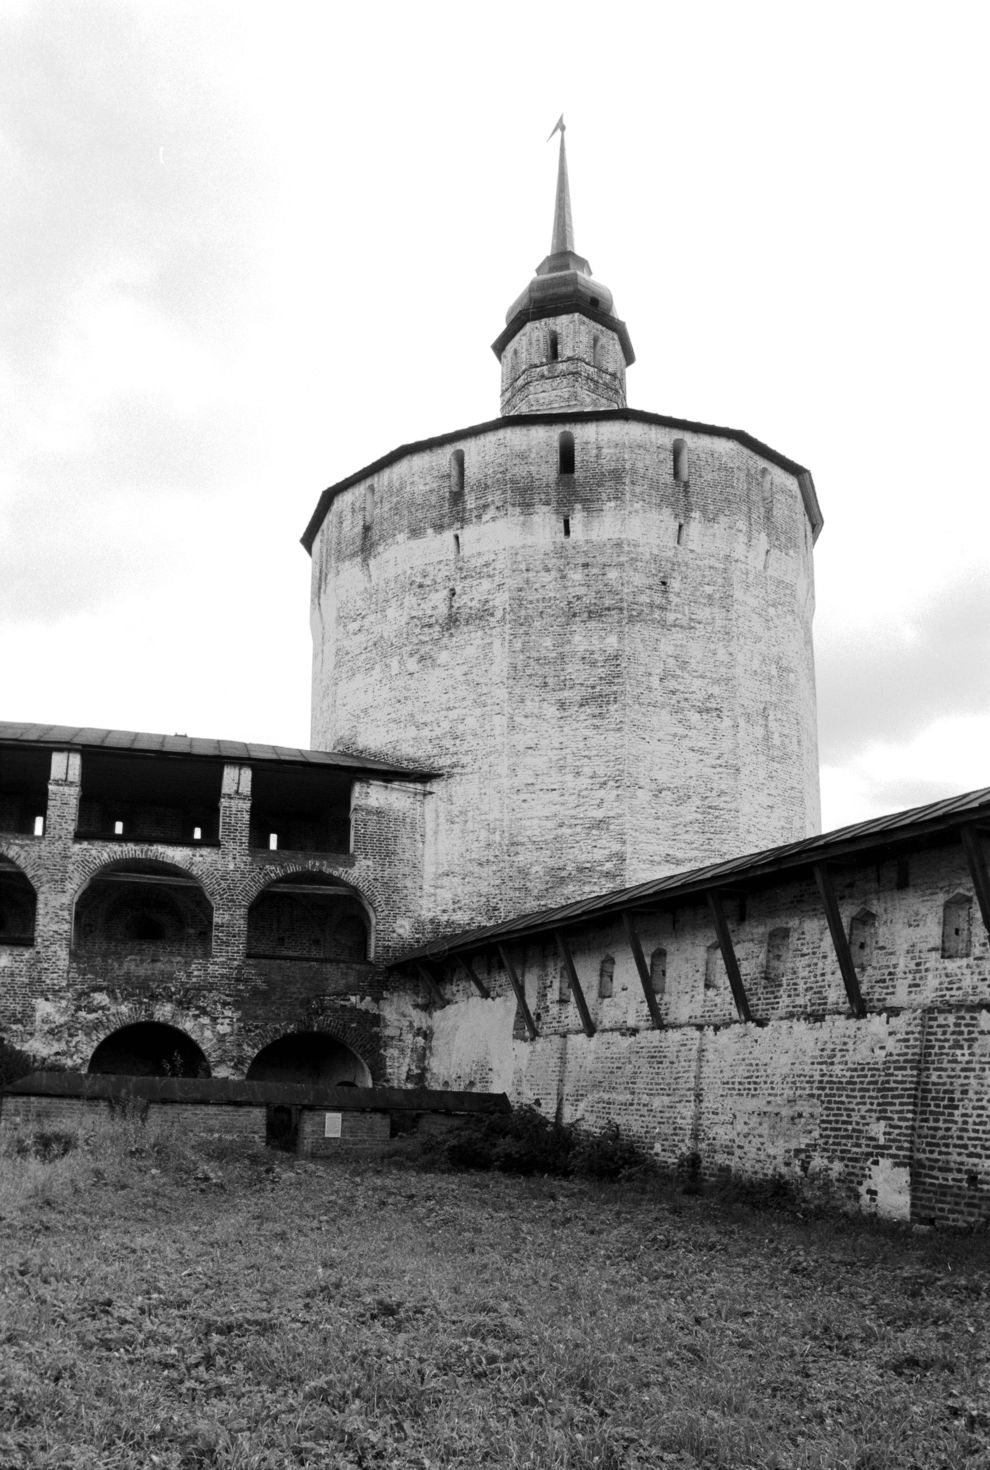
[415,961,446,1008]
[961,826,990,941]
[813,862,867,1018]
[705,890,752,1022]
[554,929,596,1037]
[496,944,539,1039]
[621,910,663,1028]
[456,955,491,1000]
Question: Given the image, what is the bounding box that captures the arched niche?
[246,1031,371,1087]
[0,859,37,946]
[246,874,372,961]
[74,861,213,954]
[88,1022,211,1078]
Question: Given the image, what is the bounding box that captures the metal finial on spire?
[547,116,575,257]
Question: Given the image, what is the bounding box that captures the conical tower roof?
[492,120,634,367]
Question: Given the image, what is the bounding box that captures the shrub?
[429,1105,576,1176]
[570,1123,653,1180]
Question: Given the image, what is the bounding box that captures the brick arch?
[71,857,213,952]
[88,1019,211,1078]
[71,852,216,905]
[243,1005,384,1084]
[0,850,38,945]
[75,1001,215,1072]
[0,840,45,893]
[243,866,377,956]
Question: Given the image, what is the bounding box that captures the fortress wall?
[409,839,990,1224]
[310,415,819,933]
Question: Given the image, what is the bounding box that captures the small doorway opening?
[265,1104,300,1152]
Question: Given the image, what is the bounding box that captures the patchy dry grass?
[0,1120,988,1469]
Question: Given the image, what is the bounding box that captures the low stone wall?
[0,1093,268,1147]
[0,1094,113,1136]
[296,1108,391,1157]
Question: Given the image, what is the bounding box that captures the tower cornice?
[300,408,821,553]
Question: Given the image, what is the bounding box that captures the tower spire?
[492,121,635,414]
[548,116,575,256]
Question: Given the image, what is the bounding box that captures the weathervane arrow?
[546,114,565,142]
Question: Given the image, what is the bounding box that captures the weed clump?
[427,1107,656,1180]
[14,1130,78,1163]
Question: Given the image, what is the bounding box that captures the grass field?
[1,1120,987,1470]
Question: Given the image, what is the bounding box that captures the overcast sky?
[2,1,987,833]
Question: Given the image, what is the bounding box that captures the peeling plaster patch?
[427,994,517,1094]
[859,1158,910,1221]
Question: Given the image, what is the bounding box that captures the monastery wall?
[310,413,820,933]
[391,840,990,1226]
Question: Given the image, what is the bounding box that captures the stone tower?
[304,129,822,938]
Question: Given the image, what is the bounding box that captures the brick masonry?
[0,754,430,1083]
[309,414,820,936]
[407,838,990,1226]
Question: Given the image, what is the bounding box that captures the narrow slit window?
[193,826,202,841]
[941,894,972,958]
[453,532,461,557]
[672,439,689,483]
[548,328,559,362]
[562,516,571,538]
[363,484,376,530]
[113,820,124,836]
[449,449,465,499]
[676,522,684,546]
[33,815,44,837]
[599,954,615,999]
[649,947,667,996]
[268,832,278,851]
[558,431,575,475]
[849,909,876,968]
[765,926,790,984]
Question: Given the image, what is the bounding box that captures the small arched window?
[558,431,575,476]
[704,941,721,991]
[363,483,376,530]
[548,328,559,362]
[649,947,667,997]
[849,909,876,969]
[592,333,602,367]
[672,439,689,484]
[599,954,615,999]
[941,894,973,959]
[449,449,465,500]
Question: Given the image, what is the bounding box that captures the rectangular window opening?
[563,517,571,538]
[33,815,44,837]
[269,832,278,851]
[113,820,124,836]
[193,826,202,841]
